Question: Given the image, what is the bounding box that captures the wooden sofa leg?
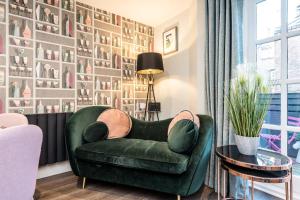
[82,177,86,189]
[177,195,181,200]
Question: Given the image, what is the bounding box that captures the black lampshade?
[136,52,164,75]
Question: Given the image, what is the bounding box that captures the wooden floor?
[35,172,280,200]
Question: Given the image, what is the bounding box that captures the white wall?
[154,0,206,119]
[83,0,194,26]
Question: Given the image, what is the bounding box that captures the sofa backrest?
[0,113,28,128]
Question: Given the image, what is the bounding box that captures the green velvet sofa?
[65,106,213,198]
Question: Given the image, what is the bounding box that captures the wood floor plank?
[35,172,280,200]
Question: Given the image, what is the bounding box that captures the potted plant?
[226,75,270,155]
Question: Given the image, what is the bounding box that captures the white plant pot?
[234,134,260,156]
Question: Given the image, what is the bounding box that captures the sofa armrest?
[190,115,213,161]
[65,106,109,176]
[185,114,213,195]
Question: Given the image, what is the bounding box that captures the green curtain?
[204,0,245,197]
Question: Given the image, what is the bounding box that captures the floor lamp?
[136,52,164,121]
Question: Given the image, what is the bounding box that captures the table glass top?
[216,145,292,170]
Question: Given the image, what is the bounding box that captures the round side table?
[216,145,293,200]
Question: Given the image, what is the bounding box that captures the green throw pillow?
[83,121,108,143]
[168,119,199,154]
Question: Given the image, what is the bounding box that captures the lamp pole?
[144,74,159,121]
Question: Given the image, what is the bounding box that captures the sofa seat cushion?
[75,138,189,174]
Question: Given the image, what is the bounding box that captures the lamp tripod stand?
[144,74,159,121]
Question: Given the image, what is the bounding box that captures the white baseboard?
[255,181,300,200]
[37,161,72,179]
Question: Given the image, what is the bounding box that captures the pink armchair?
[0,125,42,200]
[0,113,28,128]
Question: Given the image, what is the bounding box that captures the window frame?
[246,1,300,198]
[247,0,300,158]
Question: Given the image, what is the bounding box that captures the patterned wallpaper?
[0,0,154,120]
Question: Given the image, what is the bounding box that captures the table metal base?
[217,158,293,200]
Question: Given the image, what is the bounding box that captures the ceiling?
[82,0,194,26]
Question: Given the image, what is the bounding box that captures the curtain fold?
[204,0,245,197]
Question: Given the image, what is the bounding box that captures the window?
[254,0,300,176]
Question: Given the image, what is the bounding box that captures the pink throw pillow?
[168,110,200,135]
[97,109,132,139]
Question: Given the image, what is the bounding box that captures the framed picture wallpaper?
[163,26,178,55]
